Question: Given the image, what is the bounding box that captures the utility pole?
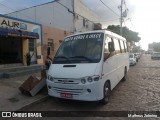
[119,0,128,36]
[120,0,123,36]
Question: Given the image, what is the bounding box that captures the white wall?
[7,0,74,32]
[74,0,99,32]
[7,0,99,33]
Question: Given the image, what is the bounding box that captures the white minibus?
[47,30,129,104]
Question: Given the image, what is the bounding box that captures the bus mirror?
[108,42,115,52]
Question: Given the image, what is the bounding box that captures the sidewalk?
[0,72,48,111]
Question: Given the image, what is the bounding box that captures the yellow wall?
[22,39,28,65]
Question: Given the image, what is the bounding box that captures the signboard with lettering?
[1,19,27,30]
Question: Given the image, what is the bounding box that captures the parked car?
[129,53,136,66]
[151,52,160,60]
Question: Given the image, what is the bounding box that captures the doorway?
[0,36,23,64]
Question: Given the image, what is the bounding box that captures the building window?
[85,20,89,28]
[76,15,79,19]
[83,18,86,27]
[29,39,34,51]
[48,39,54,51]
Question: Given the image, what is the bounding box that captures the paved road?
[7,54,160,120]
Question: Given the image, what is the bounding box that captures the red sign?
[60,93,72,98]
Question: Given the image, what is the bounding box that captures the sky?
[0,0,159,50]
[83,0,160,50]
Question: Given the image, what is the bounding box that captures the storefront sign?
[1,19,27,30]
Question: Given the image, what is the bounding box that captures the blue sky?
[0,0,53,14]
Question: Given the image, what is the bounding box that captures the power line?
[99,0,120,17]
[125,18,133,26]
[0,3,18,13]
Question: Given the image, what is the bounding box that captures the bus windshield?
[53,33,104,64]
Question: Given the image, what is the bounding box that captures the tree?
[149,42,160,52]
[107,25,141,42]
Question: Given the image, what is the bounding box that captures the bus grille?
[52,87,83,95]
[54,78,80,84]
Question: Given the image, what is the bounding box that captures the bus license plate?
[60,93,72,98]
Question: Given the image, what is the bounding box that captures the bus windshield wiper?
[70,56,92,62]
[54,56,71,63]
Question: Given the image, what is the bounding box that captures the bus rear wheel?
[100,82,111,105]
[122,67,127,81]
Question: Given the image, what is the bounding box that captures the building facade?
[0,14,43,67]
[7,0,100,64]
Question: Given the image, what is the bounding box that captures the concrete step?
[3,69,41,78]
[0,65,42,73]
[0,63,23,69]
[0,65,44,78]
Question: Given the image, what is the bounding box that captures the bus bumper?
[47,80,104,101]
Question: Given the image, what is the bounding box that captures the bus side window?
[123,41,126,52]
[124,42,128,52]
[114,38,121,54]
[104,37,110,53]
[104,36,115,61]
[118,40,122,53]
[120,40,125,53]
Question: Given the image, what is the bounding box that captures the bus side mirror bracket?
[108,42,115,52]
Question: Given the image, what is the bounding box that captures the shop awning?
[8,28,21,37]
[0,27,21,37]
[0,27,39,39]
[0,27,9,36]
[21,31,39,39]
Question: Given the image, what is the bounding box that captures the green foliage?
[25,52,32,61]
[132,46,140,53]
[107,25,141,42]
[24,52,34,65]
[149,42,160,52]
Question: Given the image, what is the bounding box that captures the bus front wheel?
[100,81,111,105]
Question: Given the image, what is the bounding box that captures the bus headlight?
[87,77,93,82]
[81,76,100,84]
[93,76,100,81]
[81,78,86,84]
[47,75,54,81]
[87,76,100,82]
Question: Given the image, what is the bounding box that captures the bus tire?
[122,67,127,81]
[100,81,111,105]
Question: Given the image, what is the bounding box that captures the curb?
[17,95,49,111]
